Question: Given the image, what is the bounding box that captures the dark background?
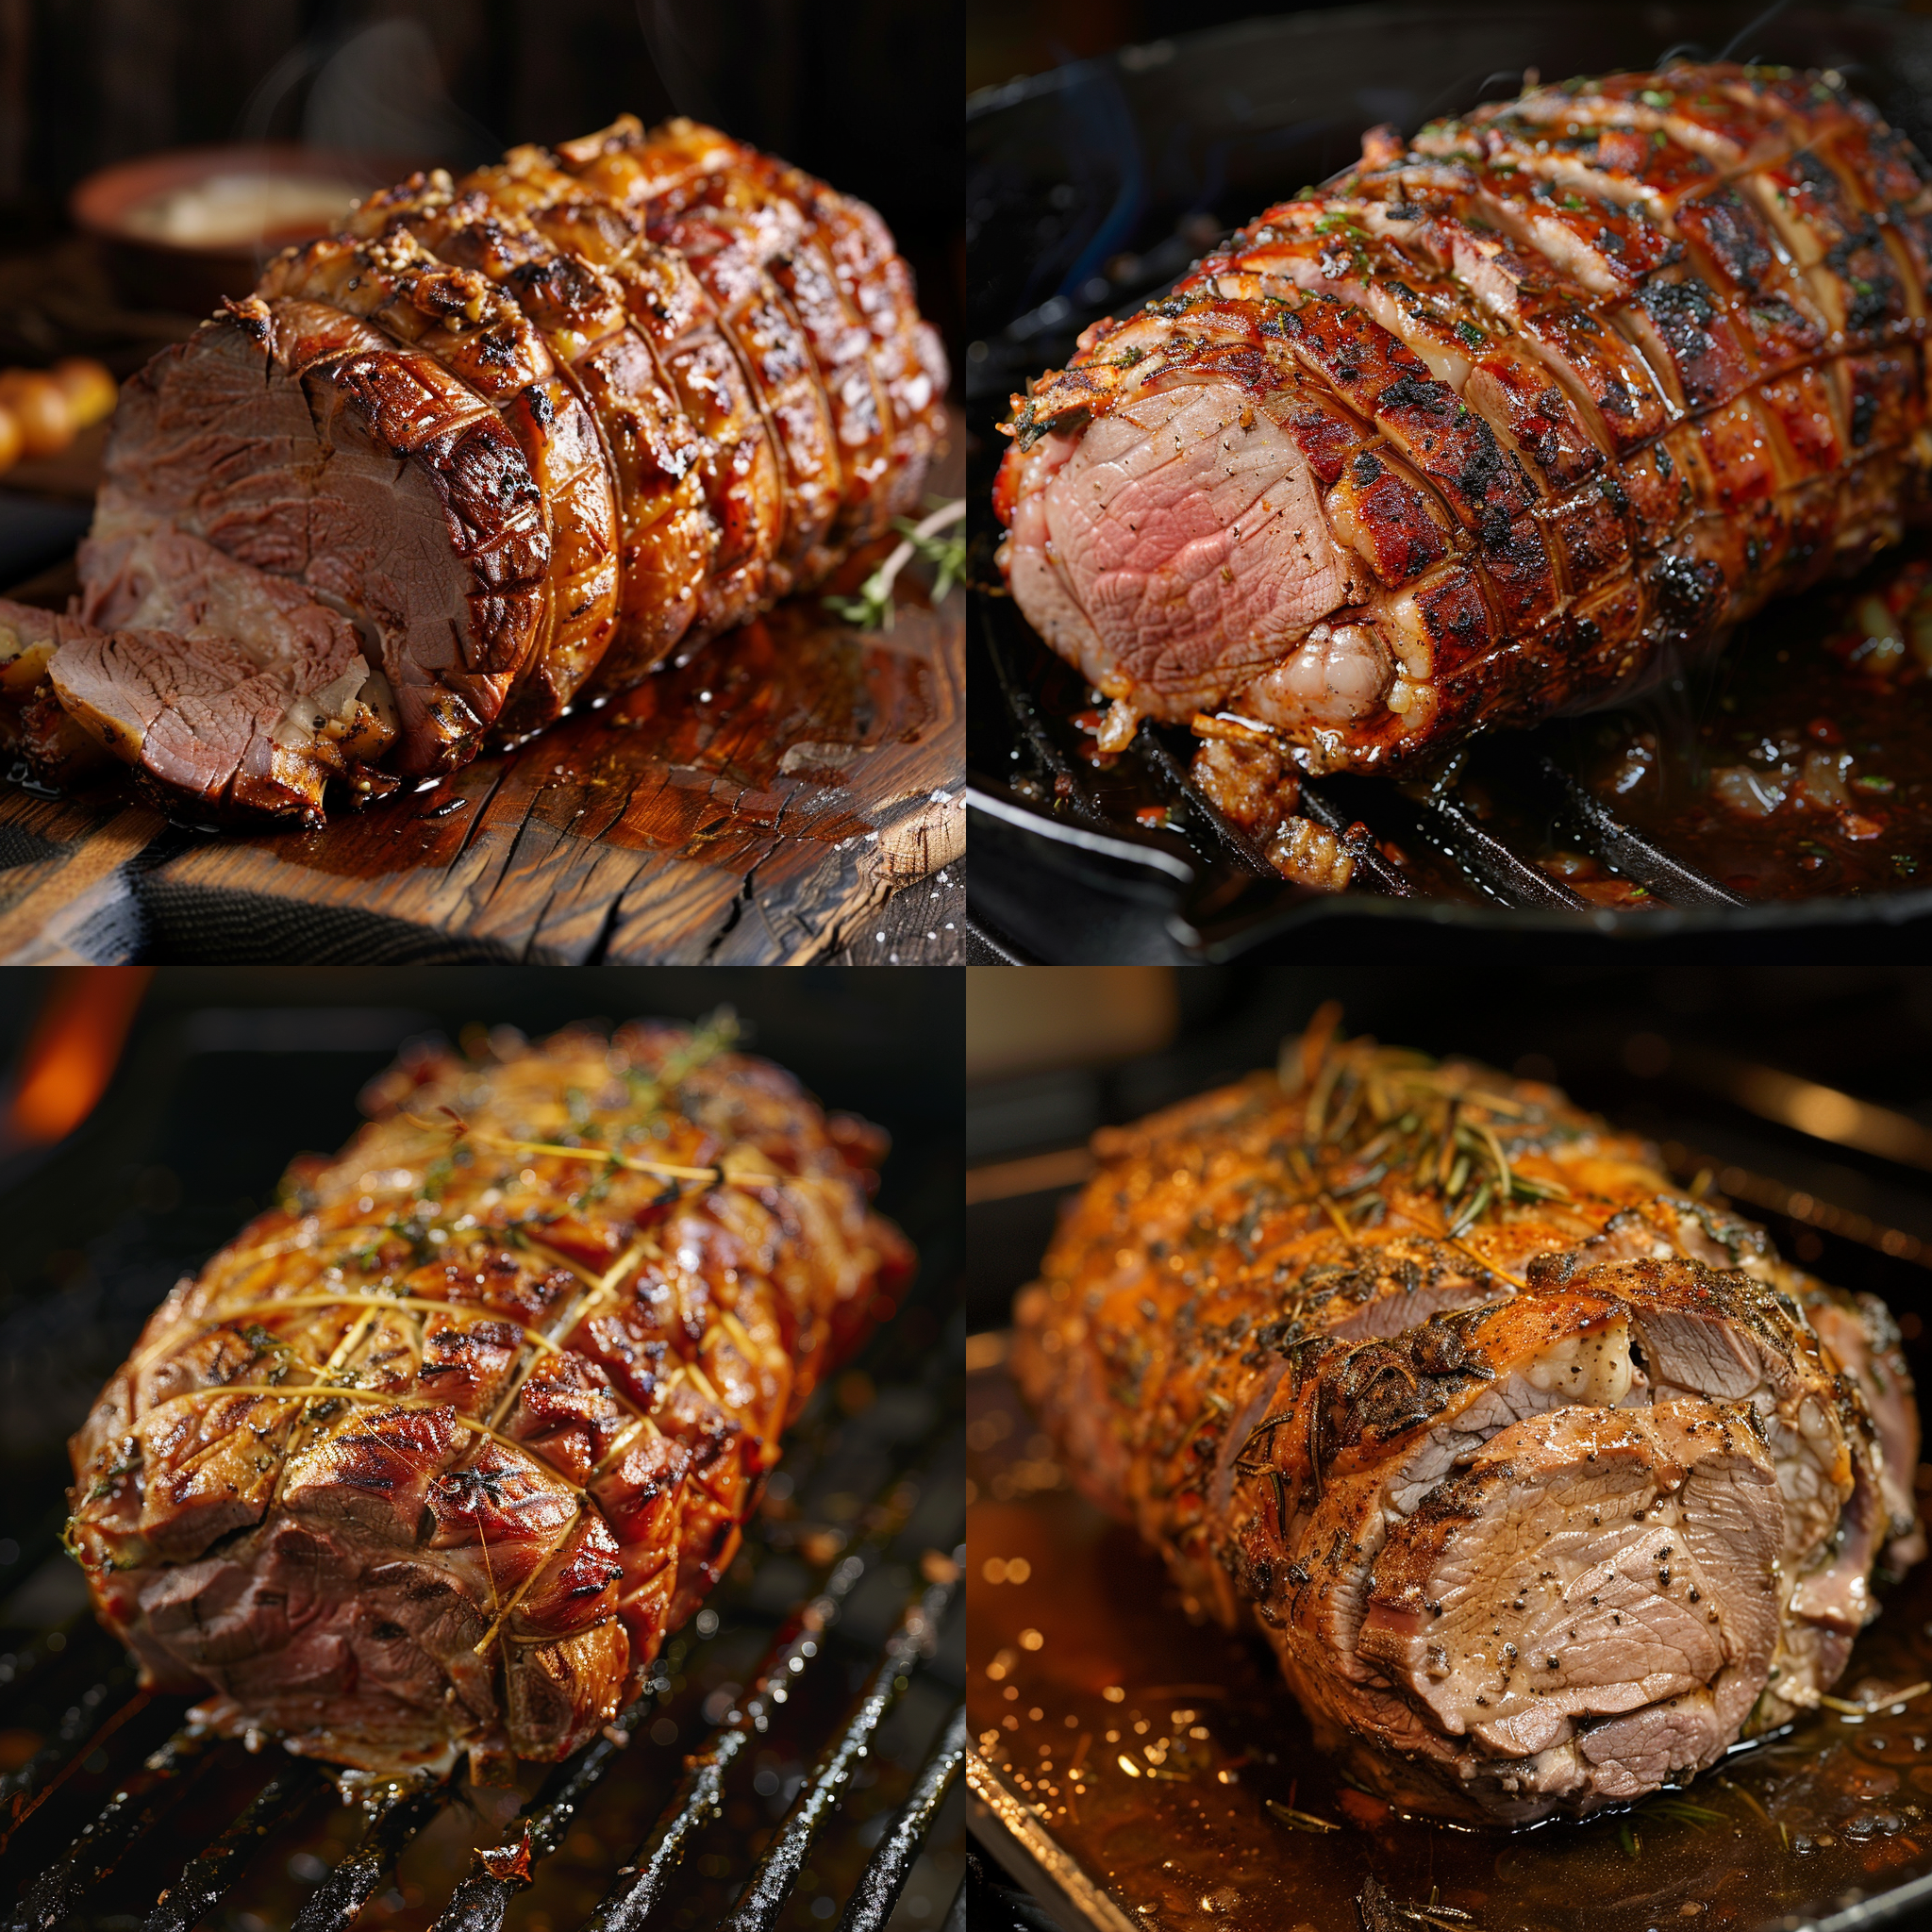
[0,0,964,382]
[963,0,1911,94]
[966,961,1932,1336]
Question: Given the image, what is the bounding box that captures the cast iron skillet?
[966,3,1932,958]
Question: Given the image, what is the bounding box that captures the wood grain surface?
[0,412,964,965]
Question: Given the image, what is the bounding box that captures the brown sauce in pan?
[1572,540,1932,904]
[970,1361,1932,1932]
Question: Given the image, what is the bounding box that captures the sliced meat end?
[49,625,358,823]
[1357,1400,1781,1812]
[1007,371,1376,723]
[94,296,547,778]
[0,600,116,785]
[59,508,398,818]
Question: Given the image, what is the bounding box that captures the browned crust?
[993,61,1932,772]
[345,168,720,691]
[66,1020,914,1774]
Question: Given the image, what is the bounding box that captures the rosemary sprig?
[823,499,965,629]
[622,1008,740,1108]
[1639,1795,1726,1827]
[1448,1180,1491,1239]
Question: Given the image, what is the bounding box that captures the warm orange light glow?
[8,968,153,1145]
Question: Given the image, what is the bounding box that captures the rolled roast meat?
[994,63,1932,839]
[1,117,947,822]
[1010,1018,1924,1824]
[64,1019,911,1777]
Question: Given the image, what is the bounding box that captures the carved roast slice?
[50,508,397,819]
[66,1019,912,1777]
[1356,1401,1781,1811]
[1011,1019,1924,1824]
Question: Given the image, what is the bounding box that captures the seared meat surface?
[994,64,1932,824]
[1011,1018,1922,1824]
[65,1019,911,1778]
[6,115,946,823]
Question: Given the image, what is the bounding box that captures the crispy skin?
[258,234,625,735]
[995,63,1932,778]
[67,1021,912,1778]
[345,162,720,690]
[1011,1022,1922,1824]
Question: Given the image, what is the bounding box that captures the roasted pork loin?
[1010,1018,1924,1824]
[994,63,1932,860]
[65,1019,911,1778]
[3,116,947,822]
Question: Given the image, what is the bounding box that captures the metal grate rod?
[142,1757,328,1932]
[6,1727,214,1932]
[836,1701,967,1932]
[578,1711,750,1932]
[1529,752,1745,908]
[584,1460,957,1930]
[289,1769,455,1932]
[0,1675,143,1854]
[723,1574,959,1932]
[427,1674,678,1932]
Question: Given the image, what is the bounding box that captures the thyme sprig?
[1264,1798,1339,1833]
[823,499,965,629]
[410,1010,756,1192]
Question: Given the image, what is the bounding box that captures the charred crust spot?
[1649,552,1727,634]
[1377,375,1452,416]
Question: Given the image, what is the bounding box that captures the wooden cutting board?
[0,416,963,965]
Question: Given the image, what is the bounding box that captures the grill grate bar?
[577,1710,748,1932]
[836,1701,967,1932]
[1389,786,1587,910]
[0,1674,142,1854]
[979,607,1118,832]
[6,1727,214,1932]
[1294,777,1417,899]
[290,1770,455,1932]
[428,1673,679,1932]
[722,1574,958,1932]
[582,1442,957,1931]
[1133,729,1277,879]
[1529,752,1745,908]
[142,1757,327,1932]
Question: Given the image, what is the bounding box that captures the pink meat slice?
[51,511,396,821]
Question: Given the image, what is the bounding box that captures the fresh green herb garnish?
[824,499,965,630]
